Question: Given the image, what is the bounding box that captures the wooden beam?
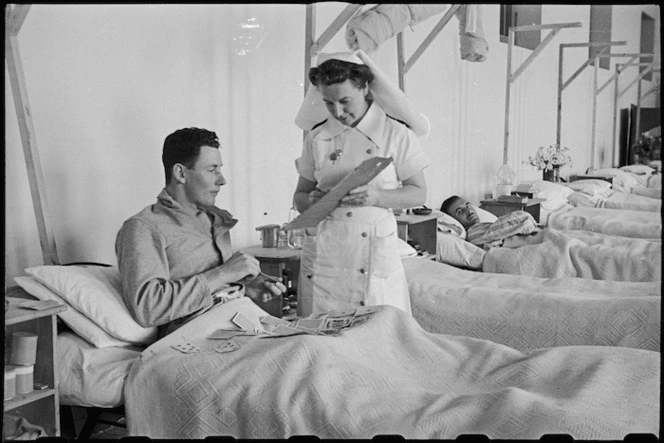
[397,32,405,92]
[403,5,460,74]
[618,64,653,99]
[6,34,60,265]
[511,22,582,32]
[310,4,361,57]
[597,56,638,94]
[559,41,626,49]
[5,4,31,37]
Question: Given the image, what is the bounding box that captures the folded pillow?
[436,232,485,270]
[587,168,639,191]
[472,205,497,223]
[436,212,467,240]
[516,180,574,202]
[25,265,158,345]
[566,179,613,197]
[14,276,135,348]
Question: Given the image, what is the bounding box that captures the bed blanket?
[124,297,659,439]
[404,258,660,352]
[547,206,661,239]
[569,190,662,212]
[483,228,661,282]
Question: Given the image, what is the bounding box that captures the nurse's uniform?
[295,101,429,317]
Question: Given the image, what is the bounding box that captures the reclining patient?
[439,195,661,282]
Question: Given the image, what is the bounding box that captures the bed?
[435,208,661,282]
[566,170,661,212]
[13,262,661,440]
[404,257,660,352]
[513,179,662,238]
[123,296,659,440]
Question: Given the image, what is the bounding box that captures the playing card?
[328,309,356,318]
[213,340,240,353]
[232,311,263,332]
[323,317,352,330]
[354,306,380,316]
[171,342,202,354]
[208,329,245,340]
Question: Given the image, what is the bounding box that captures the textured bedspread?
[482,229,661,281]
[547,206,661,239]
[404,258,660,351]
[124,298,659,439]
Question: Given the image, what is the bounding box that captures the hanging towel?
[455,4,489,62]
[345,4,488,63]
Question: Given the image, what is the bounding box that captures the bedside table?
[394,213,439,255]
[4,287,66,437]
[241,245,302,318]
[479,198,545,223]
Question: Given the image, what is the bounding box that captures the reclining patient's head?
[440,195,480,229]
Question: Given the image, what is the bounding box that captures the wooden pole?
[611,64,619,166]
[556,43,564,148]
[591,57,598,169]
[397,32,405,92]
[5,6,60,265]
[503,27,515,165]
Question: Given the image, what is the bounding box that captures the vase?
[542,166,560,182]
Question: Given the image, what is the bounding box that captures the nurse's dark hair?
[162,127,220,184]
[309,59,374,90]
[440,195,463,215]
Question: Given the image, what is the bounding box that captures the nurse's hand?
[308,188,327,206]
[341,185,379,206]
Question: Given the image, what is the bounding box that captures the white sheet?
[124,297,659,439]
[57,331,142,408]
[482,229,661,282]
[543,204,662,239]
[404,257,661,352]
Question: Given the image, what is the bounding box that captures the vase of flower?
[525,145,571,182]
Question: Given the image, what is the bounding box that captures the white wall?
[4,4,660,286]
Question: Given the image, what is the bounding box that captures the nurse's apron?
[298,205,411,317]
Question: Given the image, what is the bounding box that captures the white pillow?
[14,276,135,348]
[472,205,498,223]
[620,164,655,175]
[587,168,639,191]
[436,233,485,270]
[566,179,613,197]
[25,265,158,345]
[436,212,467,239]
[516,180,574,202]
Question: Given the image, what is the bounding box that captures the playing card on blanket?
[354,306,380,316]
[232,311,263,334]
[208,329,246,340]
[213,340,240,353]
[171,342,202,354]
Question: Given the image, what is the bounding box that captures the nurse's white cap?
[295,49,430,137]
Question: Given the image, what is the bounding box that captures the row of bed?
[10,163,660,440]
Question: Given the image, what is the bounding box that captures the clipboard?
[285,157,393,230]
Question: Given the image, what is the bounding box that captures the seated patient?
[440,195,539,248]
[116,127,286,339]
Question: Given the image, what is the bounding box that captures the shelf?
[4,387,55,410]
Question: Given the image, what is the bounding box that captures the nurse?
[293,51,430,317]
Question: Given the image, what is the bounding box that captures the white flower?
[524,145,571,171]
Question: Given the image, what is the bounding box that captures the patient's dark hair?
[309,59,374,90]
[440,195,463,215]
[162,127,220,184]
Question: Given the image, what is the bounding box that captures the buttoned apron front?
[296,112,411,317]
[298,206,410,317]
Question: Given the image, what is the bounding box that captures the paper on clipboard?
[285,157,393,230]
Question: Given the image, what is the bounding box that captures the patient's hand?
[242,274,286,304]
